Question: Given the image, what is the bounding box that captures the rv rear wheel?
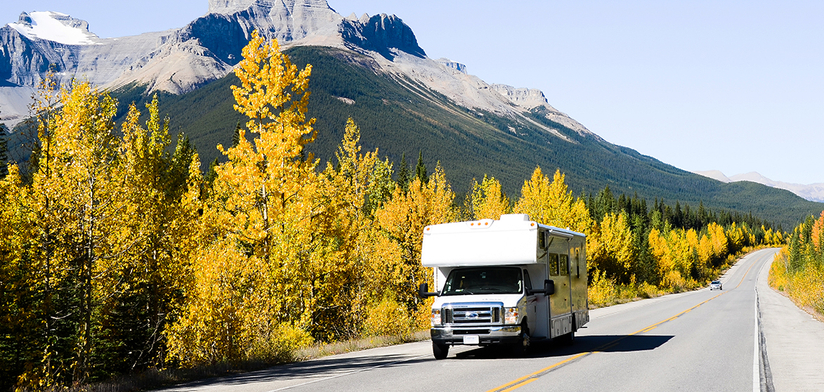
[433,342,449,360]
[559,319,575,345]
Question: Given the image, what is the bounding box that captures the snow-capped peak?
[9,11,99,45]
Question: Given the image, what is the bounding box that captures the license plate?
[463,335,480,344]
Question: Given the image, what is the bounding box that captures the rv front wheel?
[511,322,530,356]
[433,342,449,359]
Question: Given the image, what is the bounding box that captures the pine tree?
[0,122,8,179]
[397,152,410,191]
[232,120,242,147]
[414,150,428,184]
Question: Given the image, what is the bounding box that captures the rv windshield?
[441,267,523,296]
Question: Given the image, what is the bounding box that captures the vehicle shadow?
[453,334,674,360]
[156,336,673,390]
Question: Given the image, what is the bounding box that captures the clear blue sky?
[4,0,823,185]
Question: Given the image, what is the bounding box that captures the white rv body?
[421,214,588,358]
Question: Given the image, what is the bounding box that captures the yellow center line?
[486,352,591,392]
[735,259,757,289]
[486,256,759,392]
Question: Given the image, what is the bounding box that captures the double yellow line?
[487,259,758,392]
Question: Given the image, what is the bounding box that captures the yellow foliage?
[168,31,321,365]
[769,248,790,292]
[588,212,634,283]
[513,167,591,233]
[587,269,617,307]
[812,212,824,252]
[469,175,510,220]
[362,297,416,338]
[637,281,660,298]
[247,323,315,363]
[790,264,824,313]
[373,165,455,325]
[663,270,687,292]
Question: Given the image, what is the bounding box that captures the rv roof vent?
[499,214,530,222]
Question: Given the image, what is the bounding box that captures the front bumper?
[431,325,522,346]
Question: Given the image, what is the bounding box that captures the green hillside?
[108,46,823,229]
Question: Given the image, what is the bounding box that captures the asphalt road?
[157,248,823,392]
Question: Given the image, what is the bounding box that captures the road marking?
[485,352,591,392]
[487,254,762,392]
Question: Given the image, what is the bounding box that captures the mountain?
[696,170,824,203]
[1,0,587,136]
[3,0,823,229]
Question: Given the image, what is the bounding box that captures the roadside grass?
[38,331,430,392]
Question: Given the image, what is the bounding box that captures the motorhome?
[418,214,588,359]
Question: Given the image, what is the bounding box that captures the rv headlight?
[505,307,519,324]
[431,309,441,326]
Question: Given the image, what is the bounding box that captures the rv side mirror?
[544,280,555,296]
[418,283,438,298]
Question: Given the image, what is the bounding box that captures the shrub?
[246,324,314,363]
[588,269,617,307]
[362,297,416,338]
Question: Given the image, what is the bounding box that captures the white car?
[710,280,722,290]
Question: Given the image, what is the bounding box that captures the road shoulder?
[757,254,824,391]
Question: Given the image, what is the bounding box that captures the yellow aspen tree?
[100,96,202,370]
[20,80,123,385]
[668,229,696,287]
[697,232,714,267]
[315,118,380,340]
[809,213,823,252]
[469,175,510,220]
[725,223,745,254]
[708,222,728,261]
[513,167,591,233]
[0,164,45,386]
[374,165,457,327]
[588,211,635,284]
[10,76,68,389]
[648,227,675,288]
[168,31,316,365]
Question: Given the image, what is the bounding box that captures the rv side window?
[548,253,559,276]
[560,254,569,276]
[523,270,533,292]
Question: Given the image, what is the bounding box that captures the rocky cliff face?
[0,0,425,95]
[341,13,425,59]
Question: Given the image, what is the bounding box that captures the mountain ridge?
[695,170,824,203]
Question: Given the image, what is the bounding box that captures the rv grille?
[442,303,503,325]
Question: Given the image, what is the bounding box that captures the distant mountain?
[3,0,823,229]
[696,171,824,203]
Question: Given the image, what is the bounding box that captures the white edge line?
[754,285,760,392]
